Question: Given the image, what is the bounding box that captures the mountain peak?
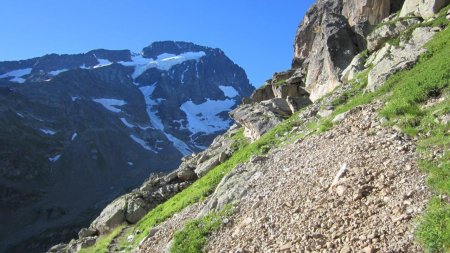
[142,41,213,59]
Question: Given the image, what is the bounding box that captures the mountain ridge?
[0,41,254,253]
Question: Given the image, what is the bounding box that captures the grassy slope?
[170,11,450,252]
[83,7,449,253]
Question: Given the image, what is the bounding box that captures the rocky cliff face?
[0,41,253,253]
[290,0,450,101]
[291,0,404,101]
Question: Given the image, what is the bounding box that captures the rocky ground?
[137,203,203,253]
[139,102,431,253]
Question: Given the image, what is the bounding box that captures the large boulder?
[263,98,293,117]
[230,102,284,141]
[272,83,308,99]
[367,27,437,90]
[125,196,148,224]
[194,156,220,177]
[400,0,449,19]
[286,96,312,114]
[91,197,127,234]
[341,53,367,83]
[367,18,421,52]
[199,163,262,216]
[250,84,275,102]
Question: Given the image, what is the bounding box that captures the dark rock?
[286,96,312,114]
[78,228,97,239]
[177,168,197,181]
[251,84,275,102]
[272,83,308,99]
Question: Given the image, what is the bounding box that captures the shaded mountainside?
[63,0,450,252]
[0,41,253,252]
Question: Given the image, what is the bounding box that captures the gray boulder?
[250,84,275,102]
[125,196,148,224]
[262,98,293,117]
[400,0,450,19]
[367,27,437,90]
[365,44,394,68]
[177,168,197,181]
[367,18,421,52]
[230,103,284,141]
[194,156,220,177]
[77,237,97,250]
[341,53,367,83]
[91,197,126,234]
[272,82,308,99]
[78,228,97,239]
[199,163,261,216]
[218,152,228,163]
[286,96,312,114]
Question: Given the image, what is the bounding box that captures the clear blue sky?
[0,0,315,87]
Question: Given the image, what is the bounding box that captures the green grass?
[170,205,234,253]
[417,197,450,253]
[79,225,125,253]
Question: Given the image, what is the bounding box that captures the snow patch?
[120,118,135,128]
[181,66,190,84]
[138,84,192,155]
[71,96,80,102]
[92,98,126,113]
[49,154,61,162]
[0,68,32,83]
[219,86,239,98]
[130,134,157,153]
[49,69,68,76]
[93,58,113,69]
[180,99,235,135]
[128,162,134,166]
[16,112,24,118]
[71,132,78,141]
[119,51,206,79]
[40,128,56,135]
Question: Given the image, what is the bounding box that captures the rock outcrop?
[289,0,448,101]
[342,0,392,27]
[367,27,437,90]
[400,0,450,19]
[233,70,311,142]
[367,18,421,52]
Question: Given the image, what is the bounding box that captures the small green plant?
[170,205,234,253]
[79,225,125,253]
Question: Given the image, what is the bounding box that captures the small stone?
[219,152,228,163]
[362,246,374,253]
[127,235,134,242]
[340,244,351,253]
[280,242,293,251]
[336,185,347,197]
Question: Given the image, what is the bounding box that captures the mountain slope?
[67,1,450,253]
[0,41,253,253]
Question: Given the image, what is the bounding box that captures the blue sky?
[0,0,314,87]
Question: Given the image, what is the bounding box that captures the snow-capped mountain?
[0,41,253,252]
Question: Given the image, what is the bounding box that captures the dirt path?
[204,103,430,253]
